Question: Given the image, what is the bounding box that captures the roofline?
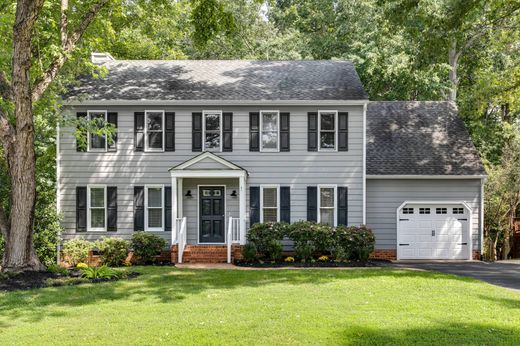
[60,99,370,106]
[366,174,487,179]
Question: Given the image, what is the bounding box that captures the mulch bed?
[0,271,141,292]
[235,259,392,268]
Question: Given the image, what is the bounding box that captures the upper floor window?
[319,111,337,151]
[145,185,164,231]
[88,185,106,231]
[261,185,280,222]
[88,110,107,151]
[260,111,279,151]
[318,185,336,226]
[145,111,164,151]
[203,111,222,151]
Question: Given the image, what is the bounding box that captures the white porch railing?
[227,217,241,263]
[176,217,187,263]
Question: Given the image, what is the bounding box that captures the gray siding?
[366,179,482,250]
[59,105,364,244]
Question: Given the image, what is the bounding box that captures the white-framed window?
[260,185,280,222]
[145,185,164,231]
[436,207,447,214]
[318,110,338,151]
[318,185,337,226]
[453,207,464,214]
[403,207,414,214]
[87,185,107,231]
[87,110,107,152]
[419,207,430,214]
[260,110,279,151]
[203,110,222,151]
[145,110,165,151]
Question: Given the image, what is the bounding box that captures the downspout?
[362,102,367,224]
[480,177,485,259]
[56,120,61,265]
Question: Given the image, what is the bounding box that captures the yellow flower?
[76,262,88,269]
[284,256,295,263]
[318,255,329,262]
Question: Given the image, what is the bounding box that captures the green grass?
[0,267,519,345]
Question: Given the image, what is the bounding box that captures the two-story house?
[58,54,486,263]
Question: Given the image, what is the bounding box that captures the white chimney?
[91,52,115,65]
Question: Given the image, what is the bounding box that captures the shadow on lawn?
[0,268,507,325]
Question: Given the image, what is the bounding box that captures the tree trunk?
[448,40,458,101]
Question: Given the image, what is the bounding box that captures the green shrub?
[247,222,287,260]
[350,225,376,261]
[46,263,69,275]
[131,231,167,264]
[288,221,333,256]
[294,241,315,261]
[80,265,120,280]
[241,242,257,263]
[62,238,93,266]
[333,225,375,261]
[95,237,130,267]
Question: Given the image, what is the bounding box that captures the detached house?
[58,54,486,263]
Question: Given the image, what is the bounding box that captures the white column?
[178,178,183,219]
[239,174,247,245]
[171,175,178,245]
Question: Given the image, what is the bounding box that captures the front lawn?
[0,267,519,345]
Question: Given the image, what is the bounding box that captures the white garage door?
[397,204,470,260]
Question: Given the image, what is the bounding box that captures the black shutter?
[338,112,349,151]
[192,112,202,152]
[134,186,145,231]
[165,112,175,152]
[134,112,145,151]
[165,186,172,232]
[107,112,118,152]
[76,186,87,232]
[307,186,317,221]
[107,186,118,232]
[76,112,87,152]
[308,112,318,151]
[337,187,348,226]
[222,112,233,152]
[249,112,259,151]
[280,112,290,152]
[280,186,291,223]
[250,186,260,225]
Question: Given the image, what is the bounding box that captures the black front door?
[199,186,225,243]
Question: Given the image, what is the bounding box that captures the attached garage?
[397,202,472,260]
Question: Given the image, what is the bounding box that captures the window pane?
[263,208,278,222]
[262,113,278,131]
[90,133,105,149]
[148,188,162,208]
[262,132,278,149]
[320,209,334,226]
[263,188,277,208]
[148,132,163,149]
[205,132,220,149]
[90,188,105,208]
[148,209,162,228]
[91,209,105,228]
[320,188,334,208]
[320,132,335,149]
[205,113,220,131]
[147,112,163,131]
[320,113,335,130]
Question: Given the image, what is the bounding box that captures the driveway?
[392,261,520,291]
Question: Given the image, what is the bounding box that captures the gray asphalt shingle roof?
[366,101,486,176]
[66,60,368,101]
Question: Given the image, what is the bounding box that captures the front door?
[199,186,225,243]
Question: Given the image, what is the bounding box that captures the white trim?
[144,110,165,152]
[56,121,61,264]
[171,170,247,179]
[317,184,338,227]
[480,178,485,255]
[202,110,223,152]
[239,176,247,245]
[362,103,367,224]
[260,185,280,222]
[62,99,370,106]
[396,200,473,260]
[172,151,243,171]
[87,185,107,232]
[317,110,338,152]
[87,110,108,152]
[259,110,280,152]
[197,185,227,244]
[366,175,487,179]
[144,184,165,232]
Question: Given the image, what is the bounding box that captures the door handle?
[431,230,435,236]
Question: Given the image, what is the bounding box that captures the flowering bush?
[284,256,295,262]
[62,238,93,267]
[76,262,89,269]
[333,225,375,261]
[95,237,130,266]
[318,255,329,262]
[287,221,333,256]
[247,222,287,260]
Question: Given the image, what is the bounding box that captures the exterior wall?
[59,105,365,244]
[366,179,482,251]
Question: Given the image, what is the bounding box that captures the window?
[319,111,337,150]
[419,208,430,214]
[145,111,164,151]
[260,111,279,151]
[261,186,279,222]
[403,208,414,214]
[88,185,106,231]
[145,186,163,231]
[203,111,222,151]
[436,207,447,214]
[87,110,107,151]
[453,207,464,214]
[318,186,336,226]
